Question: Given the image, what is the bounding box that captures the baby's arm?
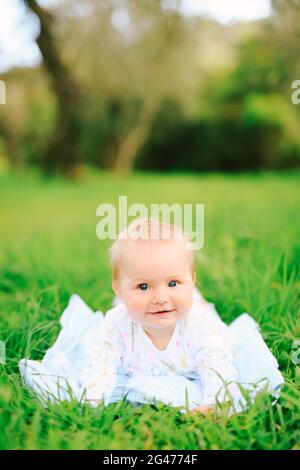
[79,318,123,407]
[79,344,119,406]
[189,310,238,413]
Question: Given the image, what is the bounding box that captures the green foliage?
[136,26,300,172]
[2,5,300,173]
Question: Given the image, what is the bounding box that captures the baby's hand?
[191,405,215,416]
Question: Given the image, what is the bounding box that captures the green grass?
[0,168,299,450]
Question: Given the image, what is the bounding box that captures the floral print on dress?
[79,299,238,406]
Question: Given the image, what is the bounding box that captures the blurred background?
[1,2,300,452]
[1,0,300,177]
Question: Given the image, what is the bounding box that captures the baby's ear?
[112,280,121,299]
[192,271,196,285]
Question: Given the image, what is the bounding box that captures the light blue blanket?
[19,291,284,414]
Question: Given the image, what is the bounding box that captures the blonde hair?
[109,217,195,282]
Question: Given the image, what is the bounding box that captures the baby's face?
[112,238,195,334]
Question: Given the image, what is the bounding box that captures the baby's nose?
[152,297,167,304]
[152,291,169,304]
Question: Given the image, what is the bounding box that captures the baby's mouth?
[147,309,176,315]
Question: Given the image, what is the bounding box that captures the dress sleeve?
[188,308,238,407]
[79,313,124,406]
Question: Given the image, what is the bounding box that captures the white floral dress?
[19,289,284,412]
[79,298,239,407]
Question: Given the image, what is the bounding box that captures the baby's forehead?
[119,238,191,273]
[122,236,189,256]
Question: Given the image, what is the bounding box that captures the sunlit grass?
[0,168,299,449]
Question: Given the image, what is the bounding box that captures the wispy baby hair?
[109,217,195,282]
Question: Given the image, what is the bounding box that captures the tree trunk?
[24,0,82,177]
[112,107,155,173]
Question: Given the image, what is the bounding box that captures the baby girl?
[79,218,240,415]
[19,217,284,414]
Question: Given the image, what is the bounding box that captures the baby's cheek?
[176,289,193,308]
[134,295,148,311]
[175,290,193,314]
[126,293,147,317]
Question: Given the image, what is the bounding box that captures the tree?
[59,0,196,173]
[23,0,83,176]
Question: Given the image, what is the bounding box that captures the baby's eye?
[138,283,149,291]
[168,280,177,287]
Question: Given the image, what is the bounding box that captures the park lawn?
[0,168,299,450]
